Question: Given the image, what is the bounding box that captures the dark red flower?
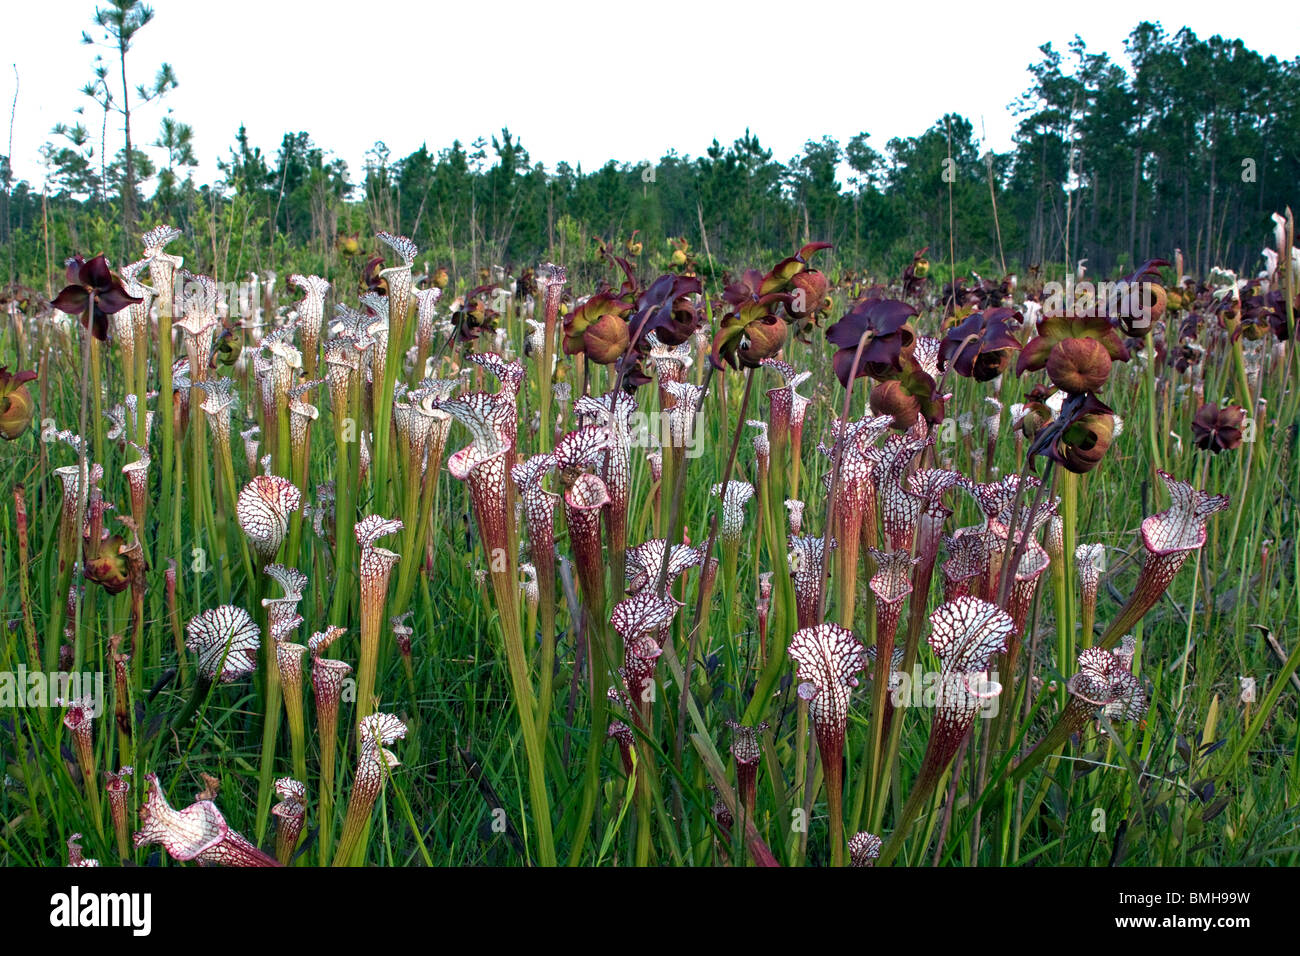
[826,297,918,387]
[1191,403,1245,453]
[52,254,142,341]
[939,307,1023,382]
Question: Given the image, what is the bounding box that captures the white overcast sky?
[2,0,1292,190]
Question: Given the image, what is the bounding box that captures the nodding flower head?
[848,831,882,867]
[1102,471,1229,648]
[53,253,144,341]
[787,622,866,761]
[134,773,279,866]
[711,479,755,545]
[1066,646,1146,732]
[1192,402,1245,454]
[625,538,704,595]
[185,604,261,684]
[237,474,302,562]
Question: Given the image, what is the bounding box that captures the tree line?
[2,19,1296,290]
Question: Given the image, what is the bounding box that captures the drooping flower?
[134,773,280,866]
[53,253,143,341]
[1191,403,1245,453]
[1016,312,1130,390]
[939,307,1023,382]
[1099,471,1229,648]
[826,296,918,386]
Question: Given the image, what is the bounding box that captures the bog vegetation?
[0,7,1297,866]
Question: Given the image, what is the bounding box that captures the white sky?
[2,0,1293,191]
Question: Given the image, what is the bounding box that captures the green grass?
[0,235,1297,868]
